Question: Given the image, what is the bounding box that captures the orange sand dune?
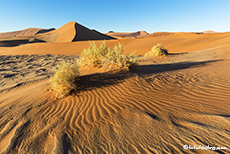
[36,21,115,43]
[0,22,115,47]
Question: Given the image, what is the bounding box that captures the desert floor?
[0,32,230,153]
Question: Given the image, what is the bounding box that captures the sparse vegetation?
[145,43,168,56]
[79,42,137,70]
[49,61,80,98]
[48,42,137,98]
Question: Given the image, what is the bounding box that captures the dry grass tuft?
[145,43,168,56]
[79,42,137,70]
[49,61,80,98]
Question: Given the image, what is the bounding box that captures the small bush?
[49,62,80,98]
[79,42,137,70]
[145,43,168,56]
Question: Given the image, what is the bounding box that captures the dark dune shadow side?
[0,39,29,47]
[73,22,116,41]
[35,28,56,35]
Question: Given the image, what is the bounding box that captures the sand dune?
[142,32,174,38]
[33,21,115,43]
[0,21,115,47]
[0,24,230,153]
[0,28,55,39]
[106,31,149,38]
[0,48,230,153]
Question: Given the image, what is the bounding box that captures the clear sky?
[0,0,229,33]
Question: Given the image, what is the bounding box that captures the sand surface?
[0,32,230,153]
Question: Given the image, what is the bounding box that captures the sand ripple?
[0,58,230,153]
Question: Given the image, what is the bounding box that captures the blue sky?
[0,0,229,33]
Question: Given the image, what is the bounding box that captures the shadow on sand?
[76,60,220,93]
[135,60,220,75]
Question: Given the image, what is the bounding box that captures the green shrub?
[145,43,168,56]
[49,62,80,98]
[79,42,137,70]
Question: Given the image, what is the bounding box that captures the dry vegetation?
[49,42,137,98]
[48,61,80,98]
[79,42,137,70]
[145,43,168,56]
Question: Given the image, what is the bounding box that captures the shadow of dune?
[0,39,29,47]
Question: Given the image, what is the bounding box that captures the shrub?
[145,43,168,56]
[49,61,80,98]
[79,42,137,70]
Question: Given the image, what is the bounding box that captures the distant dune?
[0,28,55,38]
[106,31,149,38]
[1,31,229,55]
[141,32,174,38]
[200,30,216,34]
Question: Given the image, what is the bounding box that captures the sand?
[0,27,230,153]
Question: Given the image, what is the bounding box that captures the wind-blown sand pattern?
[0,55,78,92]
[0,23,230,153]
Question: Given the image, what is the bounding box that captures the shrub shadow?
[135,60,220,76]
[75,60,220,93]
[76,71,133,93]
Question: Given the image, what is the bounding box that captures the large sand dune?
[0,27,230,153]
[39,21,115,42]
[0,22,115,47]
